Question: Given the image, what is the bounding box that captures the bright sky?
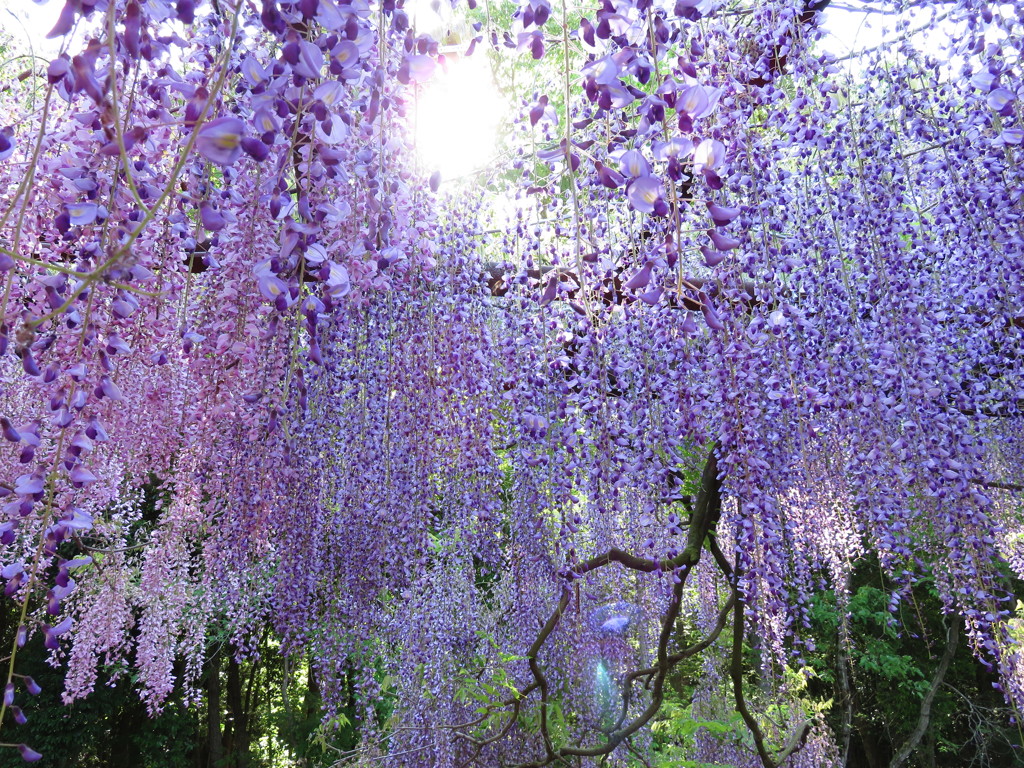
[818,2,955,61]
[412,54,506,182]
[404,0,506,182]
[2,0,65,57]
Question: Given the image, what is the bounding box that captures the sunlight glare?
[413,53,505,184]
[3,0,66,57]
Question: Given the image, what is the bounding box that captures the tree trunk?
[305,659,321,721]
[225,649,252,768]
[108,698,144,768]
[205,648,224,768]
[837,589,854,767]
[889,616,961,768]
[855,723,885,768]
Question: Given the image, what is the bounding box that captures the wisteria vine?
[0,0,1021,765]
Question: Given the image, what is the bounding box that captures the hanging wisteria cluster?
[0,0,1021,764]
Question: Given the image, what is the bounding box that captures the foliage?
[804,565,1024,767]
[0,599,197,768]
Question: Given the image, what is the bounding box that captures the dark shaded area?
[0,480,359,768]
[0,604,361,768]
[804,562,1024,768]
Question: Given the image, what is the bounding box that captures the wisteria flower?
[314,80,346,108]
[195,117,245,165]
[582,56,620,86]
[176,0,195,23]
[579,16,596,47]
[14,474,43,496]
[2,564,24,582]
[96,376,123,401]
[707,202,740,226]
[18,745,41,762]
[0,128,14,162]
[627,175,665,214]
[639,288,663,305]
[529,95,557,127]
[253,106,279,135]
[623,261,653,291]
[701,245,725,267]
[694,138,726,187]
[258,274,289,302]
[675,0,711,20]
[67,202,98,226]
[403,54,436,83]
[199,202,225,231]
[678,84,709,118]
[599,84,635,110]
[616,149,650,177]
[331,40,362,80]
[293,40,325,80]
[987,87,1015,115]
[64,508,93,532]
[2,417,20,442]
[241,55,269,87]
[42,617,72,650]
[69,465,97,487]
[709,229,740,251]
[653,137,694,161]
[596,162,625,189]
[971,70,997,91]
[517,31,545,60]
[241,137,269,161]
[699,293,724,330]
[316,116,349,145]
[520,0,551,28]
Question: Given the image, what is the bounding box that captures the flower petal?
[195,117,245,165]
[709,230,741,251]
[18,744,42,762]
[407,55,436,83]
[626,176,663,214]
[67,202,97,226]
[706,202,740,226]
